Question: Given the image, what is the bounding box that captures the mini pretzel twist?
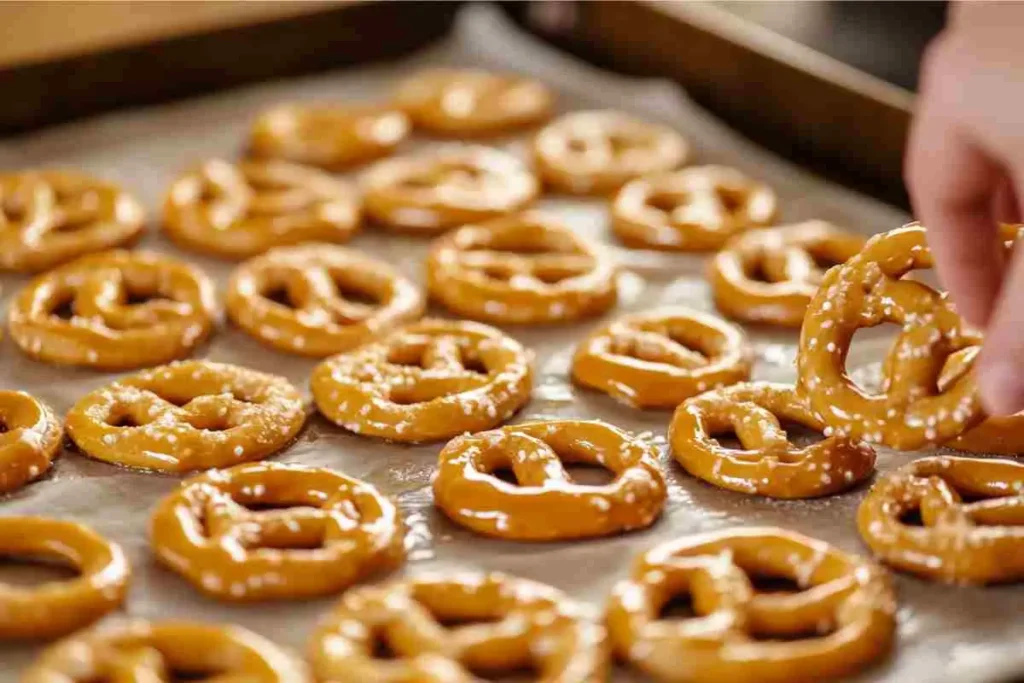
[395,68,554,135]
[0,517,129,640]
[7,249,216,370]
[669,382,876,499]
[427,212,618,324]
[308,572,608,683]
[709,221,866,326]
[433,419,666,541]
[612,166,778,251]
[227,243,425,356]
[857,456,1024,584]
[22,620,309,683]
[0,170,145,273]
[163,159,360,259]
[0,390,63,494]
[150,462,405,601]
[533,110,689,194]
[66,360,305,473]
[311,319,532,443]
[362,146,538,234]
[607,527,896,683]
[571,307,753,409]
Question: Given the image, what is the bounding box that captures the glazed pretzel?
[571,307,753,409]
[163,158,360,259]
[533,110,689,194]
[308,572,608,683]
[612,166,779,251]
[433,419,666,541]
[0,517,129,640]
[66,360,305,473]
[857,456,1024,583]
[607,527,896,683]
[669,382,876,499]
[0,170,145,273]
[22,620,309,683]
[394,68,554,135]
[150,462,405,601]
[0,391,63,494]
[426,211,618,324]
[7,249,216,370]
[362,145,538,234]
[226,243,425,356]
[249,103,410,168]
[710,221,866,327]
[311,319,532,443]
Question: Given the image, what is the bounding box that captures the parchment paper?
[1,6,1021,682]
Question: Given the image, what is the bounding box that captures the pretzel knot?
[607,527,896,683]
[150,462,404,601]
[163,158,360,259]
[395,68,554,135]
[362,146,538,234]
[311,319,532,443]
[433,419,666,541]
[227,243,425,356]
[533,110,690,194]
[0,390,63,494]
[572,307,753,409]
[66,361,305,473]
[308,572,608,683]
[0,517,129,640]
[709,221,866,326]
[857,456,1024,584]
[427,212,618,324]
[7,249,216,370]
[0,170,145,273]
[22,620,308,683]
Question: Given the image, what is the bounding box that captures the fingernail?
[978,361,1024,416]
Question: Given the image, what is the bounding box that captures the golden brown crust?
[0,391,63,494]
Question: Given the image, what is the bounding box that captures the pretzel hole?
[491,467,518,485]
[899,508,925,527]
[106,411,143,428]
[52,212,97,234]
[262,285,295,309]
[123,289,171,307]
[658,593,698,620]
[648,192,686,214]
[565,463,616,486]
[50,294,78,321]
[845,324,902,389]
[749,573,804,595]
[713,188,746,213]
[0,554,79,587]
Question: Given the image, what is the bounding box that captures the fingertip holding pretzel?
[607,527,896,683]
[311,319,532,443]
[669,382,876,499]
[0,517,130,640]
[163,159,360,259]
[426,211,618,325]
[67,360,305,473]
[433,419,666,541]
[8,249,216,370]
[150,462,405,601]
[0,391,63,494]
[710,221,866,327]
[571,307,753,409]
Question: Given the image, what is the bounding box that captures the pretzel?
[607,527,896,683]
[533,110,689,194]
[426,211,618,324]
[22,620,309,683]
[226,243,425,356]
[434,419,666,541]
[66,360,305,473]
[0,517,130,640]
[362,145,538,234]
[394,68,554,136]
[669,382,875,499]
[710,221,866,327]
[0,391,63,495]
[612,166,779,251]
[7,249,216,370]
[0,170,145,273]
[308,571,607,682]
[163,158,360,259]
[249,103,409,168]
[150,462,404,601]
[571,307,753,409]
[857,456,1024,583]
[311,319,532,443]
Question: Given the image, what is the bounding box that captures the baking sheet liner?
[0,6,1020,682]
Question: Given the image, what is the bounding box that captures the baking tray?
[0,5,1020,682]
